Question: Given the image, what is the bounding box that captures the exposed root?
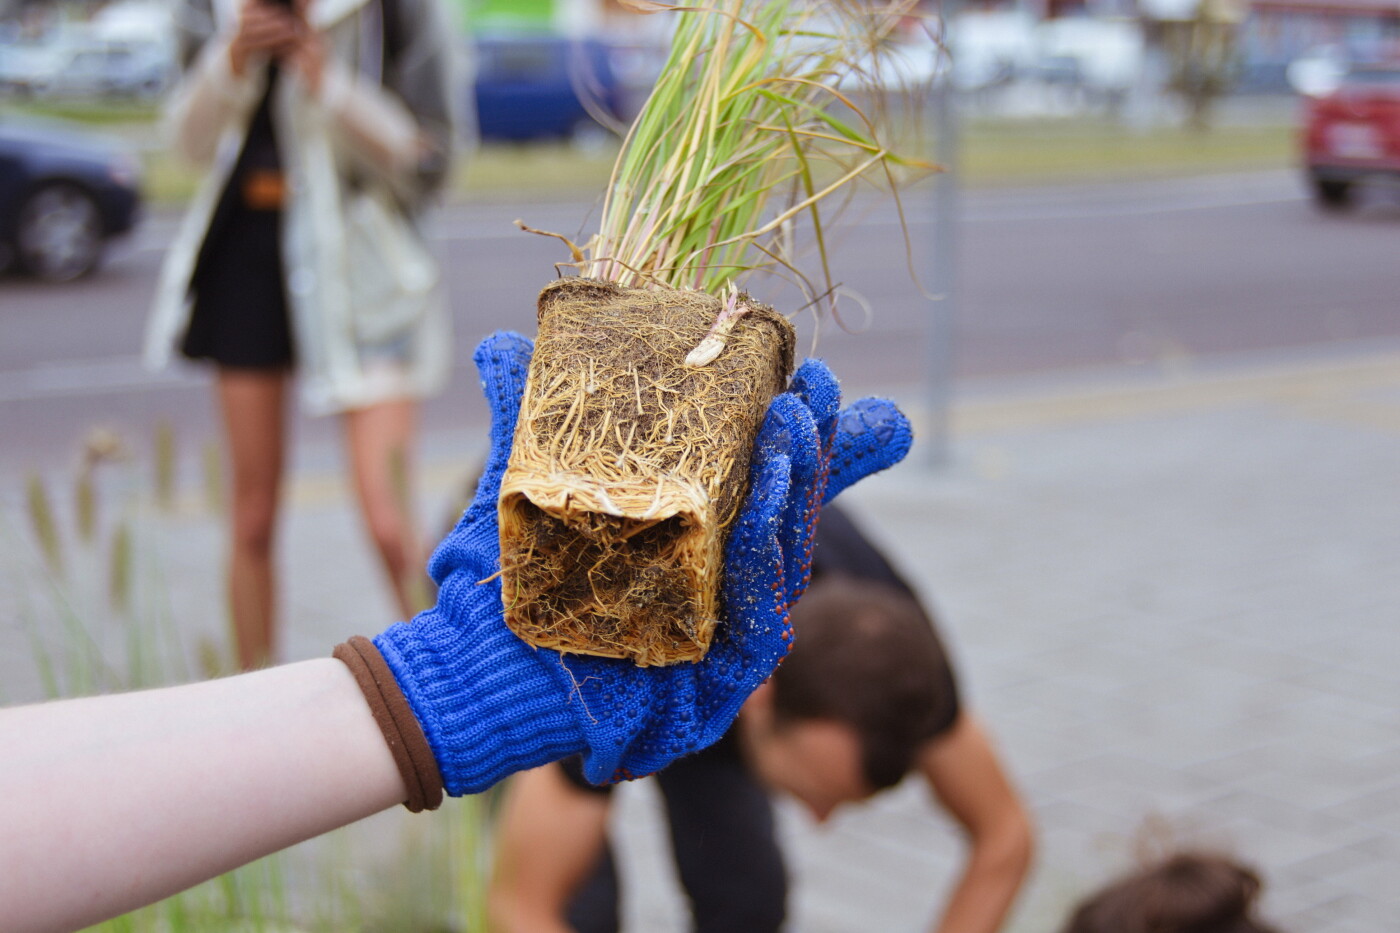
[499,278,794,666]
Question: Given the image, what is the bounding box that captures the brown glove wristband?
[333,635,445,812]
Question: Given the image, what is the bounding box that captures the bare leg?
[344,398,425,620]
[217,368,289,670]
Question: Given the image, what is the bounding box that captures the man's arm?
[488,763,613,933]
[918,713,1034,933]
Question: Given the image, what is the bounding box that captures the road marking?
[1285,396,1400,435]
[231,351,1400,509]
[946,352,1400,435]
[133,173,1307,251]
[957,190,1303,223]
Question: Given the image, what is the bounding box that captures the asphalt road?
[3,169,1399,477]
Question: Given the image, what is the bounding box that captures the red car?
[1302,64,1400,209]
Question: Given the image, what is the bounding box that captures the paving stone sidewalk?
[2,343,1397,932]
[613,346,1400,933]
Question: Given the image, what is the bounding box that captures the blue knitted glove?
[368,332,912,797]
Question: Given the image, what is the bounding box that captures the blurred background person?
[489,504,1033,933]
[1060,851,1284,933]
[144,0,457,668]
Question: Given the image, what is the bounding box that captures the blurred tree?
[1162,0,1246,130]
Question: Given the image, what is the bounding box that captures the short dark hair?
[1060,853,1282,933]
[772,575,958,791]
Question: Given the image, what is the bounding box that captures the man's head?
[739,575,956,820]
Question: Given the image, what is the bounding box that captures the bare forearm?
[931,830,1033,933]
[0,659,404,933]
[919,716,1034,933]
[933,873,1022,933]
[490,905,579,933]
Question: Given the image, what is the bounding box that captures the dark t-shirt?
[561,503,961,793]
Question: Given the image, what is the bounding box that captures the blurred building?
[958,0,1397,94]
[1240,0,1400,88]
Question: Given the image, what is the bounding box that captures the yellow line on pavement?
[948,353,1400,436]
[1284,397,1400,435]
[255,351,1400,511]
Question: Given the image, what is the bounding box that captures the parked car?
[1,37,173,100]
[472,34,623,143]
[1301,64,1400,209]
[0,40,63,94]
[0,118,142,281]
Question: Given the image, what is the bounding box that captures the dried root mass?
[499,278,795,666]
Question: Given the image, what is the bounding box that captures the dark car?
[473,34,624,142]
[1301,64,1400,209]
[0,117,142,281]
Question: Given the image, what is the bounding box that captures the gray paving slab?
[2,343,1398,931]
[617,347,1400,932]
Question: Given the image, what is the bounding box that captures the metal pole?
[924,2,959,470]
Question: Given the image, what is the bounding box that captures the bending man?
[490,505,1034,933]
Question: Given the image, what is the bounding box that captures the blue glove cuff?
[375,605,586,796]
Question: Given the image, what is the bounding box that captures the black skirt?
[181,203,296,370]
[181,69,296,370]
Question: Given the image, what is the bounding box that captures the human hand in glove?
[0,331,911,933]
[341,331,914,808]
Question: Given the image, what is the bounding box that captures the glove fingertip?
[767,393,820,475]
[756,392,805,449]
[474,331,534,407]
[822,398,914,503]
[744,449,792,527]
[473,330,534,366]
[447,332,535,569]
[869,400,914,464]
[790,359,841,432]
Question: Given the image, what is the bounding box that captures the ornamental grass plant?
[582,0,927,296]
[499,0,931,666]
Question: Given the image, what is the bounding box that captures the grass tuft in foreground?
[2,426,492,933]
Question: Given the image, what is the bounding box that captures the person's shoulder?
[811,505,917,596]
